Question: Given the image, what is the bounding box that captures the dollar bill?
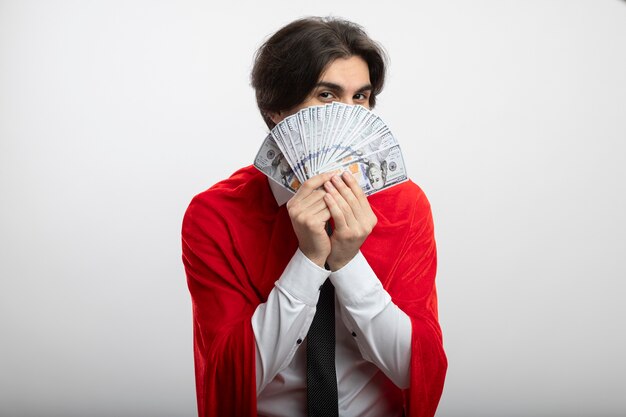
[253,103,408,196]
[254,134,300,192]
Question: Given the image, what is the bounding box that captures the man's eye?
[354,93,369,101]
[319,91,335,99]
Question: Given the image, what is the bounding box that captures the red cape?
[182,165,447,417]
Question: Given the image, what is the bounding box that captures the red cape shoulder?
[182,166,277,227]
[368,179,432,226]
[189,165,269,206]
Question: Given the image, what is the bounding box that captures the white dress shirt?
[252,180,413,417]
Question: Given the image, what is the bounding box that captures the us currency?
[321,144,408,195]
[253,103,408,196]
[254,134,300,192]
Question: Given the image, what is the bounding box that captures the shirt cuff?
[275,248,331,306]
[330,251,391,307]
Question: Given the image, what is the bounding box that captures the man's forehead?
[317,56,371,88]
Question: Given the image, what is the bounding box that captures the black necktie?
[306,278,339,416]
[306,223,339,417]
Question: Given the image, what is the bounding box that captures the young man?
[182,17,447,417]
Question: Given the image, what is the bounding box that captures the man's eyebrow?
[314,82,373,93]
[355,84,373,93]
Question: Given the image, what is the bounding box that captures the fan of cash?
[254,102,407,196]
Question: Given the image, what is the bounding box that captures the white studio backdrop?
[1,1,625,416]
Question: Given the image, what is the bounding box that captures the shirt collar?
[268,177,294,206]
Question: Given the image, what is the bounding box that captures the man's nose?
[339,97,354,105]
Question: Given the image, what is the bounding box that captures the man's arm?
[322,172,447,414]
[253,172,334,392]
[322,172,413,387]
[330,252,413,388]
[252,249,329,393]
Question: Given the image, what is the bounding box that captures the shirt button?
[297,338,302,344]
[351,332,357,337]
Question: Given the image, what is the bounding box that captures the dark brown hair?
[251,16,387,129]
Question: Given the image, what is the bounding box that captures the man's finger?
[324,180,358,229]
[330,174,362,218]
[324,193,348,231]
[341,171,368,206]
[307,198,329,217]
[295,172,335,197]
[290,188,327,214]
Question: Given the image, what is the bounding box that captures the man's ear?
[268,111,283,125]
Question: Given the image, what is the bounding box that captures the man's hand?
[323,171,377,271]
[286,173,334,268]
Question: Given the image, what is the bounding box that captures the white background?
[1,1,625,416]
